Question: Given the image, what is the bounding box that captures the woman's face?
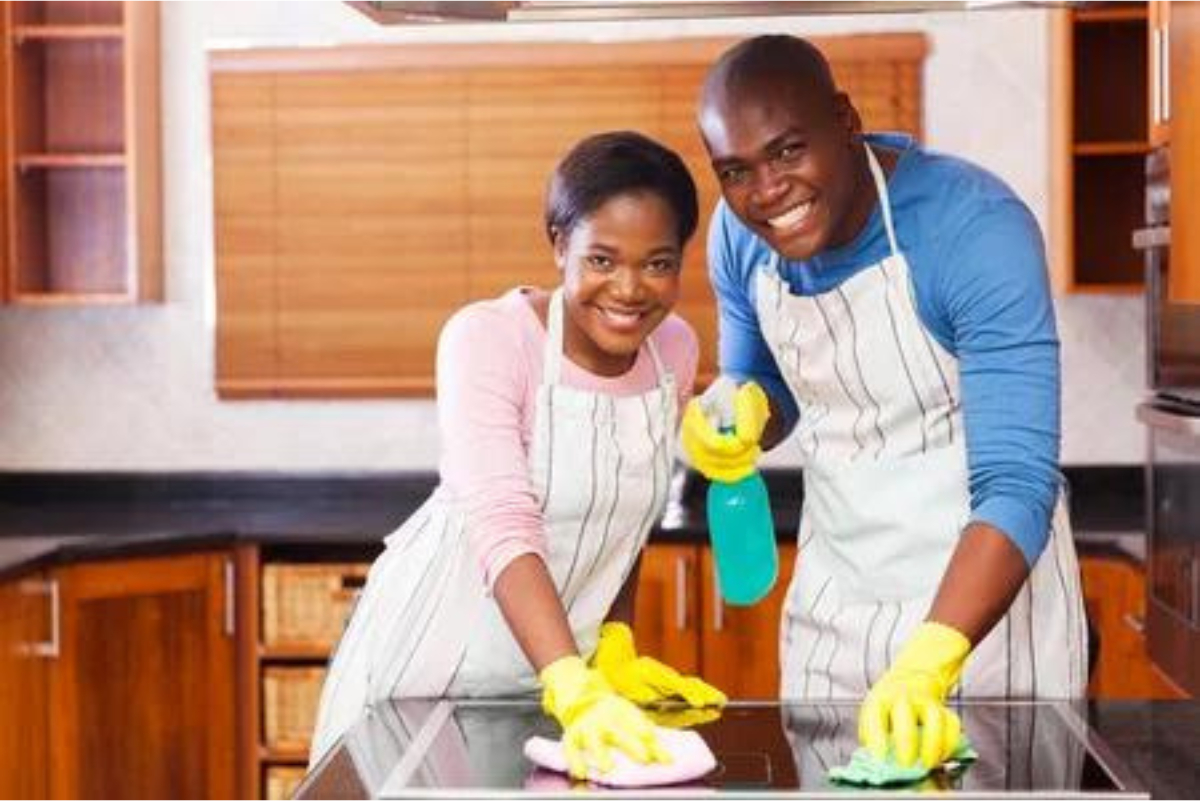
[554,190,683,377]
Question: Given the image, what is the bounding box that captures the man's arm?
[927,197,1061,641]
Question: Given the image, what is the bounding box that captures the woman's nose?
[610,266,645,299]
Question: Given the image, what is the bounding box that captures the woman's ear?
[550,226,568,271]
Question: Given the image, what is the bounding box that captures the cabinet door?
[48,552,237,799]
[634,545,701,674]
[700,544,797,699]
[1080,554,1188,699]
[0,573,51,798]
[1169,0,1200,302]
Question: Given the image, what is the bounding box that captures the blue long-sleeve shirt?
[709,132,1060,566]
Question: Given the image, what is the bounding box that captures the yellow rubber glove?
[859,622,971,770]
[539,655,670,780]
[681,379,771,483]
[592,622,727,708]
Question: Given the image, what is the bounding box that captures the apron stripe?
[862,601,884,692]
[884,601,902,666]
[836,286,887,457]
[822,606,843,698]
[571,403,622,611]
[801,577,833,698]
[387,519,462,696]
[540,392,555,513]
[560,394,601,600]
[880,259,930,454]
[814,295,867,455]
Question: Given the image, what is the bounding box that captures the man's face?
[700,83,862,261]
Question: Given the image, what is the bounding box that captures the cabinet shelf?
[1073,140,1151,156]
[259,643,332,661]
[16,153,126,169]
[261,746,310,764]
[12,24,123,41]
[9,291,137,306]
[1074,7,1148,24]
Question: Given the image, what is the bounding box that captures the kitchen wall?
[0,1,1145,471]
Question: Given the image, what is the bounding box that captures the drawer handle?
[20,579,59,659]
[1122,613,1145,635]
[674,556,687,631]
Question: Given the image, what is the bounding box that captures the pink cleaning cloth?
[523,726,717,788]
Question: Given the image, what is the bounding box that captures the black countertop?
[296,699,1197,798]
[0,466,1146,581]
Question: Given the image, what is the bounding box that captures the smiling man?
[682,34,1089,771]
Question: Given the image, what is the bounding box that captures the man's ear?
[833,92,863,141]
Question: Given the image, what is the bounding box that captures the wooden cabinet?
[0,552,239,799]
[635,543,797,700]
[1149,0,1171,146]
[1,0,161,304]
[1168,0,1200,302]
[1050,2,1151,293]
[1080,553,1188,699]
[0,573,51,799]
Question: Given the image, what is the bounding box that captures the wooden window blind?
[210,34,927,398]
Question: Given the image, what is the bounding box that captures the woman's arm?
[492,553,579,672]
[927,521,1029,644]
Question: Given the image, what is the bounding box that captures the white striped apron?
[761,144,1087,701]
[310,288,677,764]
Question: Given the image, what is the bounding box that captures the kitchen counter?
[0,467,1147,580]
[296,699,1198,798]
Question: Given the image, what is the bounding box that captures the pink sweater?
[435,288,699,589]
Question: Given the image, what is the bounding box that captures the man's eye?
[718,166,748,185]
[776,143,805,162]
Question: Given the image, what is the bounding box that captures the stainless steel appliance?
[296,699,1148,797]
[1133,145,1200,696]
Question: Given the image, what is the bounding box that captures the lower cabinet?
[0,551,238,799]
[1080,553,1189,699]
[636,543,798,699]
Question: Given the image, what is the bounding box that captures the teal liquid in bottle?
[702,378,778,606]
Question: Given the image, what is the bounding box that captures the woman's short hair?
[545,130,699,248]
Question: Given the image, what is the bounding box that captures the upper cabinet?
[1168,1,1200,303]
[1051,2,1151,294]
[1,1,162,305]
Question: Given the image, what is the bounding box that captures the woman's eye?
[586,255,614,270]
[646,258,679,275]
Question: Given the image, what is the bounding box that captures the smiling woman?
[307,130,729,780]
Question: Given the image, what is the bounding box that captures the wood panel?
[1169,0,1200,301]
[1081,554,1188,699]
[700,543,797,700]
[212,35,927,398]
[47,552,237,799]
[0,575,50,799]
[635,544,702,675]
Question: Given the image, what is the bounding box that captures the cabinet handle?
[1162,25,1170,122]
[1152,27,1163,125]
[1122,612,1145,635]
[223,559,235,637]
[712,560,724,632]
[674,556,687,631]
[20,579,59,659]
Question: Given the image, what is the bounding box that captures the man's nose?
[749,163,787,206]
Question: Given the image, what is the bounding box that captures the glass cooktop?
[299,699,1147,798]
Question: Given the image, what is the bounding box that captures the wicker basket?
[264,765,307,801]
[263,666,327,751]
[261,563,370,649]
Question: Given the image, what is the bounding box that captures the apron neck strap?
[543,287,667,388]
[864,141,901,258]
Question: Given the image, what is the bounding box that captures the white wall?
[0,1,1145,470]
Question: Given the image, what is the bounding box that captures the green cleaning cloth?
[827,737,978,787]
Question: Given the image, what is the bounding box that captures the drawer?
[262,563,369,649]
